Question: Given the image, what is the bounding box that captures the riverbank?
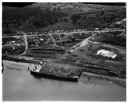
[2,57,126,88]
[3,66,126,101]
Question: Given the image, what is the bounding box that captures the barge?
[29,61,82,81]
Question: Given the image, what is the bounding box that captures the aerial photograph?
[2,2,126,101]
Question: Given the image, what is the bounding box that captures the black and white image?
[2,2,126,101]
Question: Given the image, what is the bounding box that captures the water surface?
[2,61,126,101]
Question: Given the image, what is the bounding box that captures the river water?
[2,61,126,101]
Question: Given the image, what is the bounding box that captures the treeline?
[70,8,126,30]
[21,7,126,30]
[3,5,126,31]
[3,6,67,29]
[26,8,67,28]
